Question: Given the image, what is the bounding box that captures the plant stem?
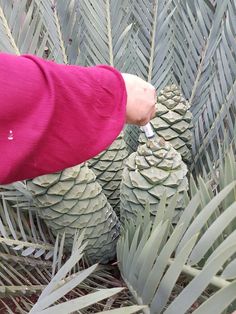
[53,5,68,64]
[0,253,52,268]
[106,0,114,66]
[148,0,158,83]
[0,236,54,251]
[168,258,230,290]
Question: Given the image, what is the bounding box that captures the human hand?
[121,73,156,126]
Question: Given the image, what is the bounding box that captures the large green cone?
[120,137,188,223]
[87,132,128,214]
[27,164,120,264]
[139,84,193,164]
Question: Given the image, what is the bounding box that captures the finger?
[147,84,157,101]
[137,116,150,126]
[152,88,157,101]
[148,103,156,119]
[150,106,156,120]
[138,109,156,126]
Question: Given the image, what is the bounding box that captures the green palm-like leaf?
[131,0,236,176]
[0,0,84,63]
[0,191,55,260]
[29,234,144,314]
[33,0,83,64]
[178,0,236,176]
[117,177,236,313]
[96,307,147,314]
[0,0,51,56]
[130,0,175,87]
[79,0,132,68]
[0,232,142,313]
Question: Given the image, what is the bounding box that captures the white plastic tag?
[141,123,154,139]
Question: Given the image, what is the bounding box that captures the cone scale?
[88,132,128,214]
[27,164,120,264]
[120,137,188,223]
[139,84,193,164]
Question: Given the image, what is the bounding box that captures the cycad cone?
[120,137,188,223]
[88,132,128,214]
[139,84,192,164]
[27,164,120,264]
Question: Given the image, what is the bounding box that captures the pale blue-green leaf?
[34,248,46,258]
[205,229,236,266]
[126,222,152,284]
[57,233,66,272]
[137,222,169,295]
[31,288,124,314]
[29,210,38,243]
[125,225,140,278]
[32,264,97,312]
[38,242,86,300]
[45,250,54,260]
[151,234,199,314]
[22,247,36,256]
[221,259,236,280]
[2,196,17,240]
[16,206,28,242]
[164,244,236,314]
[175,193,201,253]
[52,235,59,278]
[36,214,48,244]
[141,224,184,304]
[121,230,130,277]
[153,192,167,228]
[0,217,7,238]
[189,202,236,265]
[96,305,147,314]
[13,245,24,251]
[192,280,236,314]
[177,182,236,253]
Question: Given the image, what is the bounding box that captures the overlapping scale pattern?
[139,85,193,164]
[120,137,188,223]
[88,132,128,214]
[27,164,120,264]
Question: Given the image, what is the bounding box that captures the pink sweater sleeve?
[0,53,127,184]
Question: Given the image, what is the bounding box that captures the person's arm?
[0,54,156,184]
[0,53,127,184]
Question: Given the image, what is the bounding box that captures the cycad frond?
[35,0,83,64]
[176,0,236,175]
[117,175,236,313]
[0,232,143,313]
[0,0,50,57]
[131,0,175,87]
[131,0,236,176]
[79,0,132,68]
[0,0,84,63]
[0,191,55,260]
[28,233,144,314]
